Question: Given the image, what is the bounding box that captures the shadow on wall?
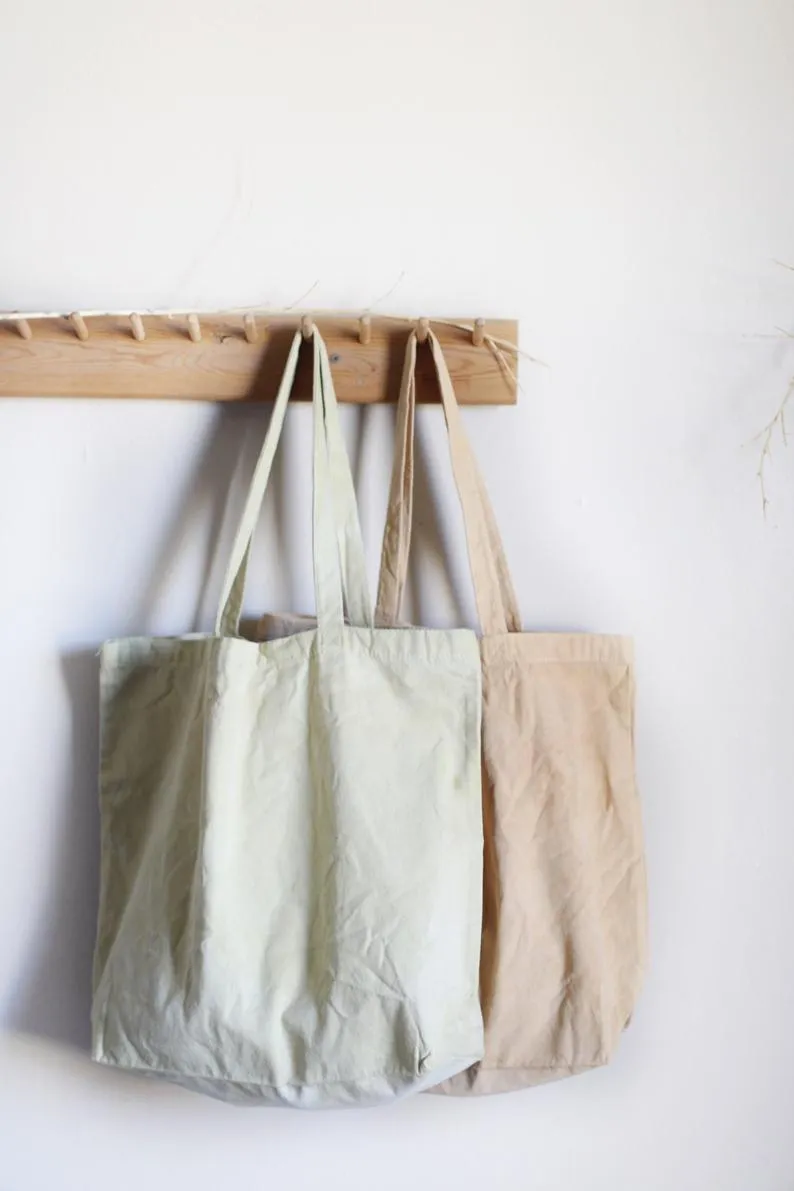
[5,335,463,1055]
[8,650,101,1051]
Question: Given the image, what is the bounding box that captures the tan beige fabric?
[256,331,647,1095]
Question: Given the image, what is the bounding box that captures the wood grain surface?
[0,315,518,404]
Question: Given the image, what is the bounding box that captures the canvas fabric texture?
[92,329,485,1107]
[257,330,647,1095]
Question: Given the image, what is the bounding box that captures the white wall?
[1,3,793,1188]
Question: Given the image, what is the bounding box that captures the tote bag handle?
[216,330,372,637]
[375,330,521,637]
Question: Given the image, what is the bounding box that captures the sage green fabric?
[91,330,485,1107]
[256,331,646,1097]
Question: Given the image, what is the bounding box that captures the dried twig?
[756,379,794,517]
[363,272,407,312]
[284,280,320,310]
[754,260,794,515]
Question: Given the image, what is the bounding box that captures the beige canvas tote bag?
[92,328,485,1107]
[257,331,647,1095]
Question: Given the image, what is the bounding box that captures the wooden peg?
[359,315,371,345]
[129,313,146,342]
[243,313,257,344]
[69,313,89,341]
[187,314,201,343]
[416,317,430,344]
[301,315,314,340]
[472,318,486,348]
[15,319,32,340]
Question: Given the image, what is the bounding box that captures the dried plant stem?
[753,258,794,515]
[756,379,793,516]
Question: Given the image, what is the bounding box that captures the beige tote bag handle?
[375,330,521,637]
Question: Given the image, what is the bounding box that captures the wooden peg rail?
[0,314,518,405]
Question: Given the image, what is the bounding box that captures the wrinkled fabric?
[434,633,644,1093]
[256,330,647,1096]
[92,331,485,1107]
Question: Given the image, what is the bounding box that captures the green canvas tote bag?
[91,328,485,1107]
